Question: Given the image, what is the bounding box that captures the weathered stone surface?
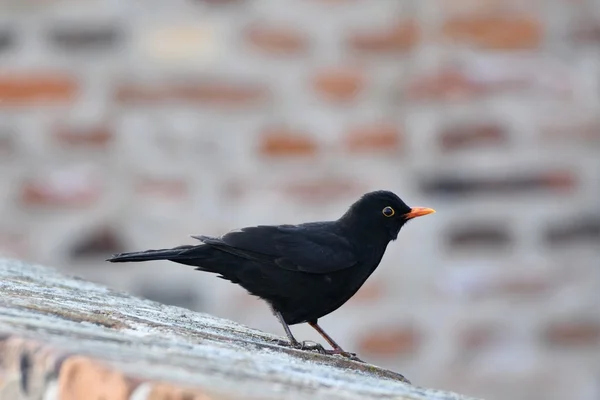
[0,258,477,400]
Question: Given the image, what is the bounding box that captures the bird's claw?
[295,340,328,354]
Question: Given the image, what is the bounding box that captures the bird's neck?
[338,216,392,249]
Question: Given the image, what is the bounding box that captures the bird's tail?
[106,245,197,263]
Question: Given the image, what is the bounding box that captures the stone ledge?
[0,258,477,400]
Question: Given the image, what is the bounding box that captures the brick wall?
[1,1,599,400]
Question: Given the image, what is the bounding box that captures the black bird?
[107,190,435,360]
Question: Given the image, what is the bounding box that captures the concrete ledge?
[0,258,477,400]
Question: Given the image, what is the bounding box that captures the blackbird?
[107,190,435,360]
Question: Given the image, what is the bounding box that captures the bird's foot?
[279,338,363,362]
[296,340,328,354]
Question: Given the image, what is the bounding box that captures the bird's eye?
[382,206,395,217]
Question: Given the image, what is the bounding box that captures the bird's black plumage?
[107,190,435,359]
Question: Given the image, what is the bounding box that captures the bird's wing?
[191,224,358,274]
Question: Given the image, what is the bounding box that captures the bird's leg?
[274,310,300,346]
[308,321,364,362]
[273,311,327,354]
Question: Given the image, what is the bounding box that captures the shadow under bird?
[107,190,435,361]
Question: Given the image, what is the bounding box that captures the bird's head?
[341,190,435,241]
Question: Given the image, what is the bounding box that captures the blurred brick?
[20,167,101,207]
[436,0,516,13]
[312,67,365,102]
[571,19,600,44]
[135,177,189,199]
[406,68,488,101]
[115,82,267,106]
[146,383,213,400]
[0,127,16,156]
[347,280,385,304]
[459,324,501,352]
[136,24,215,65]
[357,326,421,357]
[440,123,508,151]
[47,24,122,52]
[347,21,420,54]
[497,273,555,297]
[446,224,512,250]
[439,268,559,300]
[259,128,318,157]
[542,320,600,347]
[442,15,542,49]
[0,73,78,105]
[544,217,600,246]
[70,227,127,260]
[344,124,401,154]
[0,28,15,53]
[59,356,133,400]
[0,231,29,258]
[282,179,362,202]
[421,171,576,196]
[192,0,243,4]
[244,25,308,55]
[54,125,113,148]
[542,119,600,144]
[310,0,355,3]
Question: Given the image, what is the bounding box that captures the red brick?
[542,320,600,347]
[312,67,365,102]
[544,217,600,246]
[54,125,113,147]
[70,227,126,260]
[244,25,308,55]
[195,0,242,3]
[441,15,542,49]
[47,24,122,51]
[0,73,78,105]
[344,123,401,154]
[146,383,213,400]
[437,0,516,13]
[115,82,267,106]
[497,274,555,297]
[0,28,15,53]
[282,179,362,202]
[459,324,501,352]
[446,224,512,251]
[168,83,266,105]
[440,123,508,151]
[406,68,488,101]
[571,20,600,44]
[59,356,134,400]
[0,128,15,156]
[135,177,189,199]
[259,128,318,157]
[542,119,600,144]
[357,326,421,357]
[541,171,576,192]
[310,0,355,3]
[440,269,558,300]
[347,280,385,304]
[421,170,577,196]
[0,231,29,258]
[20,168,101,207]
[21,184,100,207]
[347,21,420,54]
